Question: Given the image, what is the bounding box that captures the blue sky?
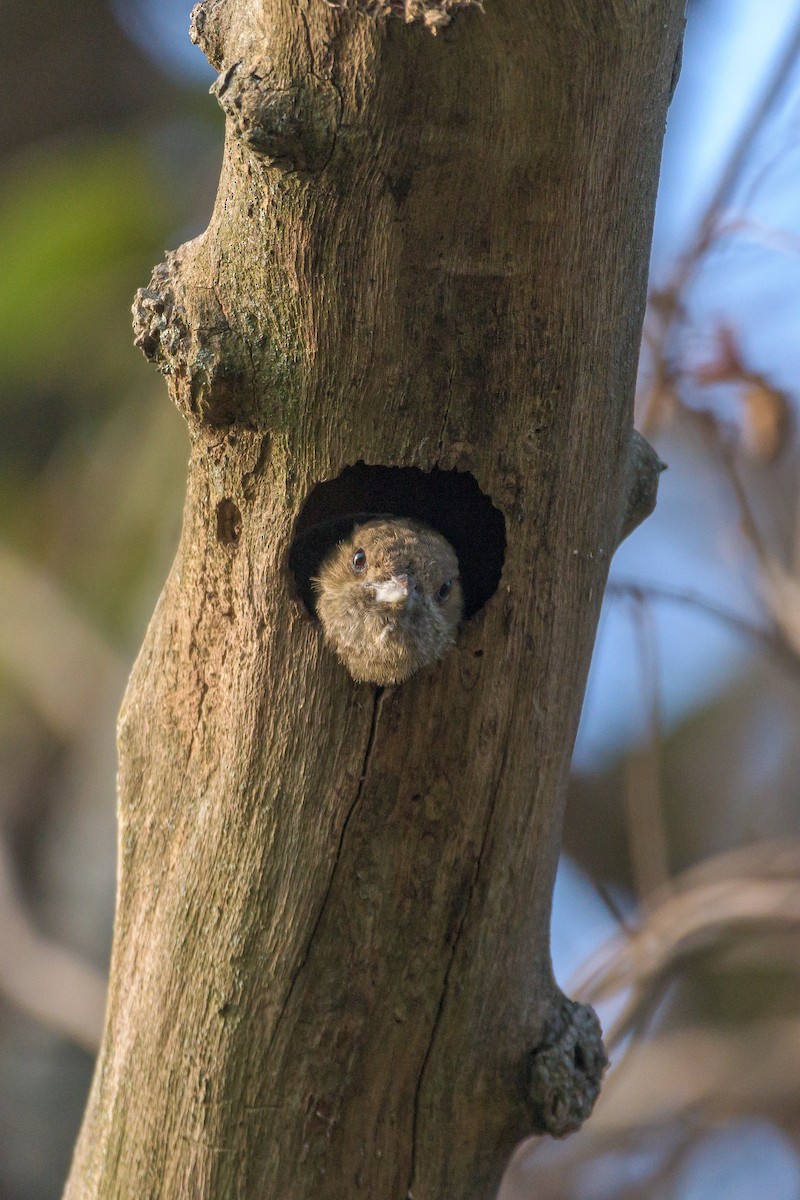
[576,0,800,768]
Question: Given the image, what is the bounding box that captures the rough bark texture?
[65,1,684,1197]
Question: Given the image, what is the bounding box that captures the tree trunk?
[64,1,684,1197]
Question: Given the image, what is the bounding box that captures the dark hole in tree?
[288,463,506,620]
[216,498,242,546]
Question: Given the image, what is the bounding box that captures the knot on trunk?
[132,264,188,372]
[212,63,341,173]
[619,429,666,544]
[133,256,254,429]
[526,997,607,1137]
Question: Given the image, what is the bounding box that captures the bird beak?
[372,573,416,607]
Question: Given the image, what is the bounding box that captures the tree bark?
[64,1,684,1197]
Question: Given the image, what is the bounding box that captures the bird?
[313,516,463,685]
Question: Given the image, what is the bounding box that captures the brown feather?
[313,518,463,685]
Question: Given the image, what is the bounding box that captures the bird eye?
[352,548,367,572]
[436,580,452,603]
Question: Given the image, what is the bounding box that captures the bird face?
[313,518,463,685]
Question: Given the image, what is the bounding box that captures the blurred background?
[2,1,800,1197]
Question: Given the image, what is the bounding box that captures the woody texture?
[64,1,685,1198]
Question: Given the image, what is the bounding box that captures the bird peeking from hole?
[313,517,463,685]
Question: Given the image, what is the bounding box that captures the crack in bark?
[435,358,456,465]
[405,722,510,1196]
[264,685,384,1056]
[241,431,272,499]
[299,7,317,75]
[185,682,210,770]
[206,276,261,421]
[299,10,343,175]
[184,533,214,773]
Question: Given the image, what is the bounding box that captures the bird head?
[313,517,463,685]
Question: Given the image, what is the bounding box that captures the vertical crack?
[265,686,384,1053]
[435,358,456,464]
[405,725,510,1198]
[183,529,214,777]
[299,6,317,76]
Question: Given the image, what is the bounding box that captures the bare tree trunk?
[64,1,684,1197]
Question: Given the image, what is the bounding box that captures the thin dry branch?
[0,832,105,1051]
[623,594,671,900]
[607,579,800,678]
[641,14,800,434]
[572,841,800,1049]
[677,14,800,288]
[0,543,124,739]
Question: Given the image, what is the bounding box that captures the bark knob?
[527,997,607,1137]
[212,63,341,173]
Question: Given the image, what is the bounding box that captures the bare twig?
[716,443,773,567]
[607,579,800,677]
[642,15,800,433]
[680,14,800,284]
[0,543,124,739]
[572,841,800,1049]
[623,594,672,901]
[0,832,106,1051]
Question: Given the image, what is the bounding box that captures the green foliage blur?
[0,9,223,1197]
[0,99,221,647]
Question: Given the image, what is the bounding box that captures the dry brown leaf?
[762,557,800,655]
[693,324,746,385]
[741,379,793,462]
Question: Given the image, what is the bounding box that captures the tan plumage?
[313,517,463,685]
